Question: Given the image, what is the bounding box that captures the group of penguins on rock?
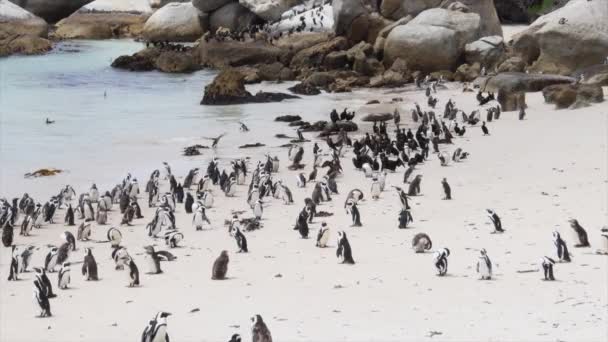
[1,80,606,342]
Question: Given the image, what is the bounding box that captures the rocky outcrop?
[201,68,299,105]
[0,33,51,56]
[143,2,206,42]
[155,50,199,73]
[54,0,152,39]
[290,36,348,70]
[380,0,442,21]
[497,56,526,73]
[8,0,92,23]
[384,8,480,72]
[482,72,576,93]
[332,0,369,43]
[454,62,480,82]
[572,65,608,86]
[1,0,48,38]
[200,39,285,68]
[239,0,303,22]
[192,0,232,13]
[288,82,321,95]
[494,0,533,24]
[111,47,199,73]
[464,35,506,69]
[542,83,603,109]
[497,91,526,112]
[440,0,502,37]
[209,2,261,33]
[511,0,608,75]
[257,62,294,81]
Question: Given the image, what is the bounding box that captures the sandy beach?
[1,82,606,342]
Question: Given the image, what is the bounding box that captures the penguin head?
[229,333,241,342]
[552,231,561,239]
[443,248,450,257]
[156,311,172,321]
[84,247,92,256]
[251,314,264,325]
[480,248,487,256]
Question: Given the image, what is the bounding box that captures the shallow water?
[0,40,370,198]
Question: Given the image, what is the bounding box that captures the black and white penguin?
[316,222,330,248]
[398,208,413,229]
[476,249,492,280]
[280,184,294,205]
[96,202,108,225]
[540,256,556,281]
[174,183,184,203]
[519,106,526,120]
[193,206,210,231]
[7,246,19,281]
[34,267,55,299]
[234,227,248,253]
[568,219,590,247]
[441,178,452,200]
[20,214,34,236]
[211,250,229,280]
[124,255,140,287]
[253,200,263,220]
[89,184,99,203]
[434,248,450,276]
[411,233,432,253]
[481,121,489,135]
[553,231,571,262]
[77,222,92,241]
[296,173,307,188]
[486,209,504,233]
[107,227,122,247]
[164,229,184,248]
[184,193,194,213]
[65,204,75,226]
[228,333,242,342]
[407,175,422,196]
[144,245,163,274]
[61,231,76,251]
[251,314,273,342]
[370,177,381,200]
[33,270,52,317]
[295,209,309,238]
[57,262,71,289]
[141,311,171,342]
[345,199,362,227]
[82,247,99,281]
[44,247,59,272]
[336,231,355,264]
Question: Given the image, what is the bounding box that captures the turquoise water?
[0,40,363,198]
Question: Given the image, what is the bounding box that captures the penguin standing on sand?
[486,209,504,233]
[77,222,92,241]
[370,177,381,200]
[336,231,355,264]
[82,247,99,281]
[345,199,362,227]
[316,222,330,248]
[553,231,571,262]
[568,219,590,247]
[57,262,71,289]
[541,256,556,280]
[481,122,489,135]
[65,204,75,226]
[296,173,306,188]
[398,208,412,228]
[144,246,163,274]
[7,246,19,281]
[212,250,229,280]
[251,314,273,342]
[96,203,108,225]
[519,106,526,120]
[441,178,452,200]
[193,206,211,231]
[408,175,422,196]
[61,231,76,251]
[234,227,248,253]
[434,248,450,276]
[44,247,59,272]
[185,193,194,213]
[34,267,56,298]
[107,227,122,247]
[33,270,52,317]
[476,249,492,280]
[253,200,263,220]
[124,255,140,287]
[141,312,171,342]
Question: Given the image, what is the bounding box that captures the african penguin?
[336,231,355,264]
[212,250,229,280]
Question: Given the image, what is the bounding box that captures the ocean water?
[0,40,369,199]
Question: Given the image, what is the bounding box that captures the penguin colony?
[0,75,605,341]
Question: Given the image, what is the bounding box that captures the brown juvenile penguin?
[211,250,229,280]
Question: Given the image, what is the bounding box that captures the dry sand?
[1,84,607,342]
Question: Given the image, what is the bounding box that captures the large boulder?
[290,36,348,70]
[482,72,576,93]
[440,0,502,37]
[155,50,199,73]
[497,55,526,73]
[209,2,261,33]
[239,0,303,22]
[384,8,480,72]
[8,0,92,23]
[201,68,300,105]
[112,47,199,73]
[143,2,206,42]
[199,39,285,68]
[572,65,608,87]
[380,0,442,21]
[332,0,369,43]
[542,83,604,109]
[454,62,480,82]
[464,35,506,69]
[192,0,232,12]
[54,0,152,39]
[0,0,48,37]
[0,33,51,56]
[511,0,608,75]
[494,0,533,24]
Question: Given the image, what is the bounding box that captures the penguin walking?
[316,222,330,248]
[481,121,489,135]
[234,227,248,253]
[124,256,140,287]
[407,175,422,196]
[553,231,571,262]
[184,193,194,213]
[57,262,71,289]
[20,214,34,236]
[144,246,163,274]
[476,249,492,280]
[7,246,19,281]
[44,247,59,272]
[34,267,55,298]
[434,248,450,276]
[441,178,452,200]
[82,247,99,281]
[193,206,211,231]
[370,177,381,200]
[345,199,362,227]
[77,222,92,241]
[336,231,355,264]
[486,209,504,233]
[541,256,556,281]
[65,204,75,226]
[211,250,229,280]
[142,312,171,342]
[251,314,273,342]
[398,208,413,229]
[568,219,590,247]
[33,271,52,317]
[296,173,307,188]
[253,200,263,220]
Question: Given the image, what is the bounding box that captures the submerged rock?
[201,68,299,105]
[275,115,302,122]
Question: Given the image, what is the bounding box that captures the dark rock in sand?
[319,121,358,136]
[300,120,328,132]
[274,115,301,122]
[361,112,394,122]
[288,82,321,96]
[199,40,285,68]
[542,83,604,109]
[201,68,299,105]
[239,143,266,148]
[497,91,526,112]
[366,100,380,104]
[288,121,308,127]
[275,134,292,139]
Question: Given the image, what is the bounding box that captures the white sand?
[1,84,607,342]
